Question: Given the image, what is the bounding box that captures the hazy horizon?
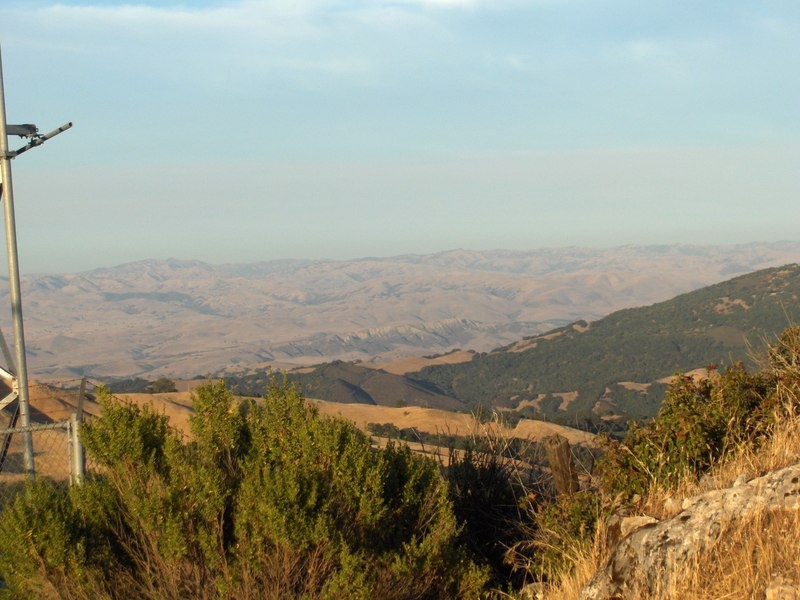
[13,239,800,277]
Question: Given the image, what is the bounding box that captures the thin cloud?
[3,1,381,83]
[754,15,800,41]
[380,0,549,10]
[32,1,320,37]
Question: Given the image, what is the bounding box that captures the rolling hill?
[250,264,800,430]
[410,263,800,428]
[7,242,800,379]
[228,360,467,411]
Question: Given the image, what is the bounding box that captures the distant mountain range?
[228,263,800,431]
[3,242,800,380]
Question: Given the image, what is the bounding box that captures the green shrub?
[145,377,178,394]
[528,490,601,581]
[598,360,777,499]
[0,380,487,599]
[599,327,800,498]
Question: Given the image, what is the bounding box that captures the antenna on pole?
[0,45,72,478]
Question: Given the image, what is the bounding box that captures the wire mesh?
[0,378,106,505]
[0,421,70,486]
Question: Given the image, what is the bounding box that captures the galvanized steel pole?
[70,378,86,485]
[0,46,35,477]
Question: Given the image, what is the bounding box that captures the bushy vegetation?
[523,489,601,581]
[106,377,153,393]
[599,327,800,498]
[0,380,487,599]
[5,325,800,598]
[597,362,776,499]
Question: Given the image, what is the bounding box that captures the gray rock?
[619,515,658,538]
[520,581,546,600]
[581,463,800,600]
[662,495,681,515]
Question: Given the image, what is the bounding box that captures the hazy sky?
[0,0,798,273]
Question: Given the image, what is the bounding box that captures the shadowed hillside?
[229,361,467,411]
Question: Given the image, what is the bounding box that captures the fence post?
[69,378,86,485]
[543,433,579,496]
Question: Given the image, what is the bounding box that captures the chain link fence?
[0,420,71,484]
[0,379,102,505]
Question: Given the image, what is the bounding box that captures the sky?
[0,0,798,273]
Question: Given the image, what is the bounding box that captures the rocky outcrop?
[581,463,800,599]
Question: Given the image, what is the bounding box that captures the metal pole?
[0,46,35,477]
[71,378,86,485]
[69,413,84,485]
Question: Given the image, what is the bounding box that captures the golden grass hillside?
[116,391,595,446]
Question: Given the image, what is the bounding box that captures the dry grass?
[540,406,800,600]
[662,507,800,599]
[114,391,595,446]
[538,523,610,600]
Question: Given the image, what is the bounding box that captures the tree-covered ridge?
[410,264,800,426]
[229,360,465,411]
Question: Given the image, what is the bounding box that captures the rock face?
[581,463,800,599]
